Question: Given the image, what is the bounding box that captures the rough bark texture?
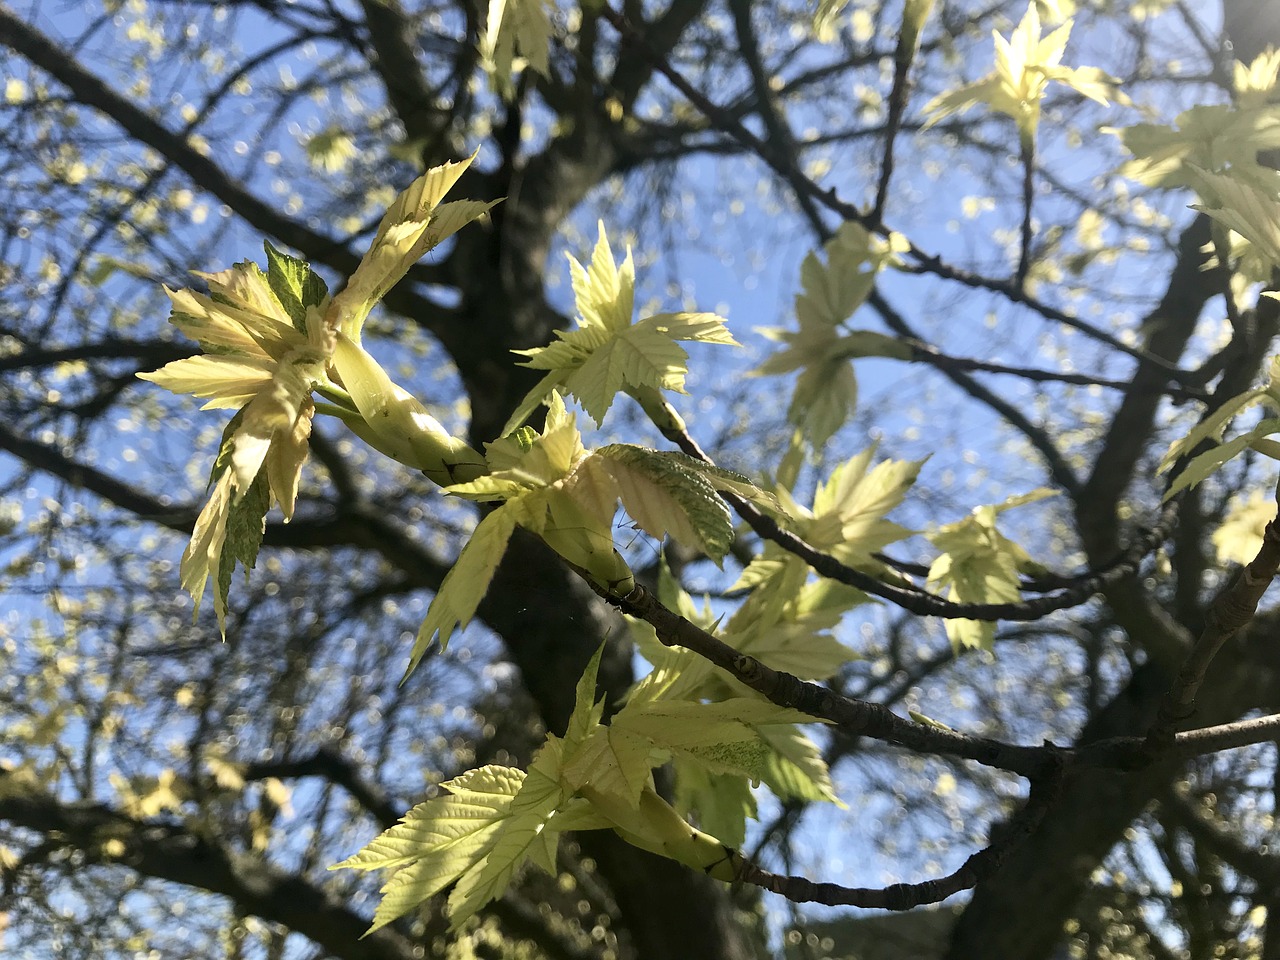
[946,5,1280,955]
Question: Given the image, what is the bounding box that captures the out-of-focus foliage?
[5,1,1280,959]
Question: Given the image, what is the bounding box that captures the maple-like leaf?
[926,488,1057,651]
[330,764,525,933]
[755,222,911,448]
[505,223,737,431]
[140,156,492,634]
[480,0,552,98]
[924,4,1115,140]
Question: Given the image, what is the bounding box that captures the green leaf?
[927,490,1056,651]
[800,446,924,564]
[672,758,756,849]
[571,222,634,333]
[1113,104,1280,191]
[789,357,857,449]
[591,445,734,559]
[407,505,517,675]
[538,488,635,594]
[564,643,607,755]
[565,724,663,806]
[335,765,524,873]
[900,0,936,53]
[263,241,329,334]
[506,224,737,430]
[727,556,788,594]
[330,152,493,340]
[481,0,552,97]
[758,725,842,805]
[564,326,690,425]
[446,741,566,925]
[612,697,816,770]
[1213,489,1277,565]
[923,6,1115,138]
[755,223,911,448]
[1164,417,1280,499]
[680,737,773,780]
[330,764,524,934]
[731,588,861,680]
[207,408,247,488]
[1159,385,1270,476]
[214,468,269,629]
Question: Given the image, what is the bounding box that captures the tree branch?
[643,399,1175,622]
[1145,514,1280,747]
[0,776,418,960]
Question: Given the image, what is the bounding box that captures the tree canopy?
[4,0,1280,958]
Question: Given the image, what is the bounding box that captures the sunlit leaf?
[507,224,737,431]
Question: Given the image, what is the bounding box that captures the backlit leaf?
[407,505,518,675]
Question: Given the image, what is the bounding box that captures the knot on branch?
[731,653,765,684]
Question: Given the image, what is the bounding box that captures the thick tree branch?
[1146,514,1280,746]
[243,747,403,831]
[587,575,1280,775]
[0,776,418,960]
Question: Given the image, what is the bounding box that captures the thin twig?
[644,396,1176,622]
[902,338,1207,402]
[596,4,1196,384]
[1016,134,1035,290]
[728,766,1062,908]
[870,2,921,224]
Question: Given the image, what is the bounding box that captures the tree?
[2,0,1280,958]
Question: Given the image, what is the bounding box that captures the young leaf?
[1159,386,1271,475]
[927,489,1057,651]
[263,241,329,333]
[1164,418,1280,500]
[611,697,817,777]
[672,758,756,849]
[923,4,1115,140]
[781,445,925,566]
[407,505,518,675]
[538,489,635,594]
[1190,168,1280,268]
[446,740,566,925]
[330,764,525,934]
[1212,489,1277,566]
[506,223,737,431]
[480,0,552,97]
[1112,103,1280,191]
[215,469,270,629]
[590,445,734,559]
[755,223,912,447]
[580,784,742,882]
[757,725,842,805]
[564,643,607,754]
[329,152,497,341]
[790,359,858,450]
